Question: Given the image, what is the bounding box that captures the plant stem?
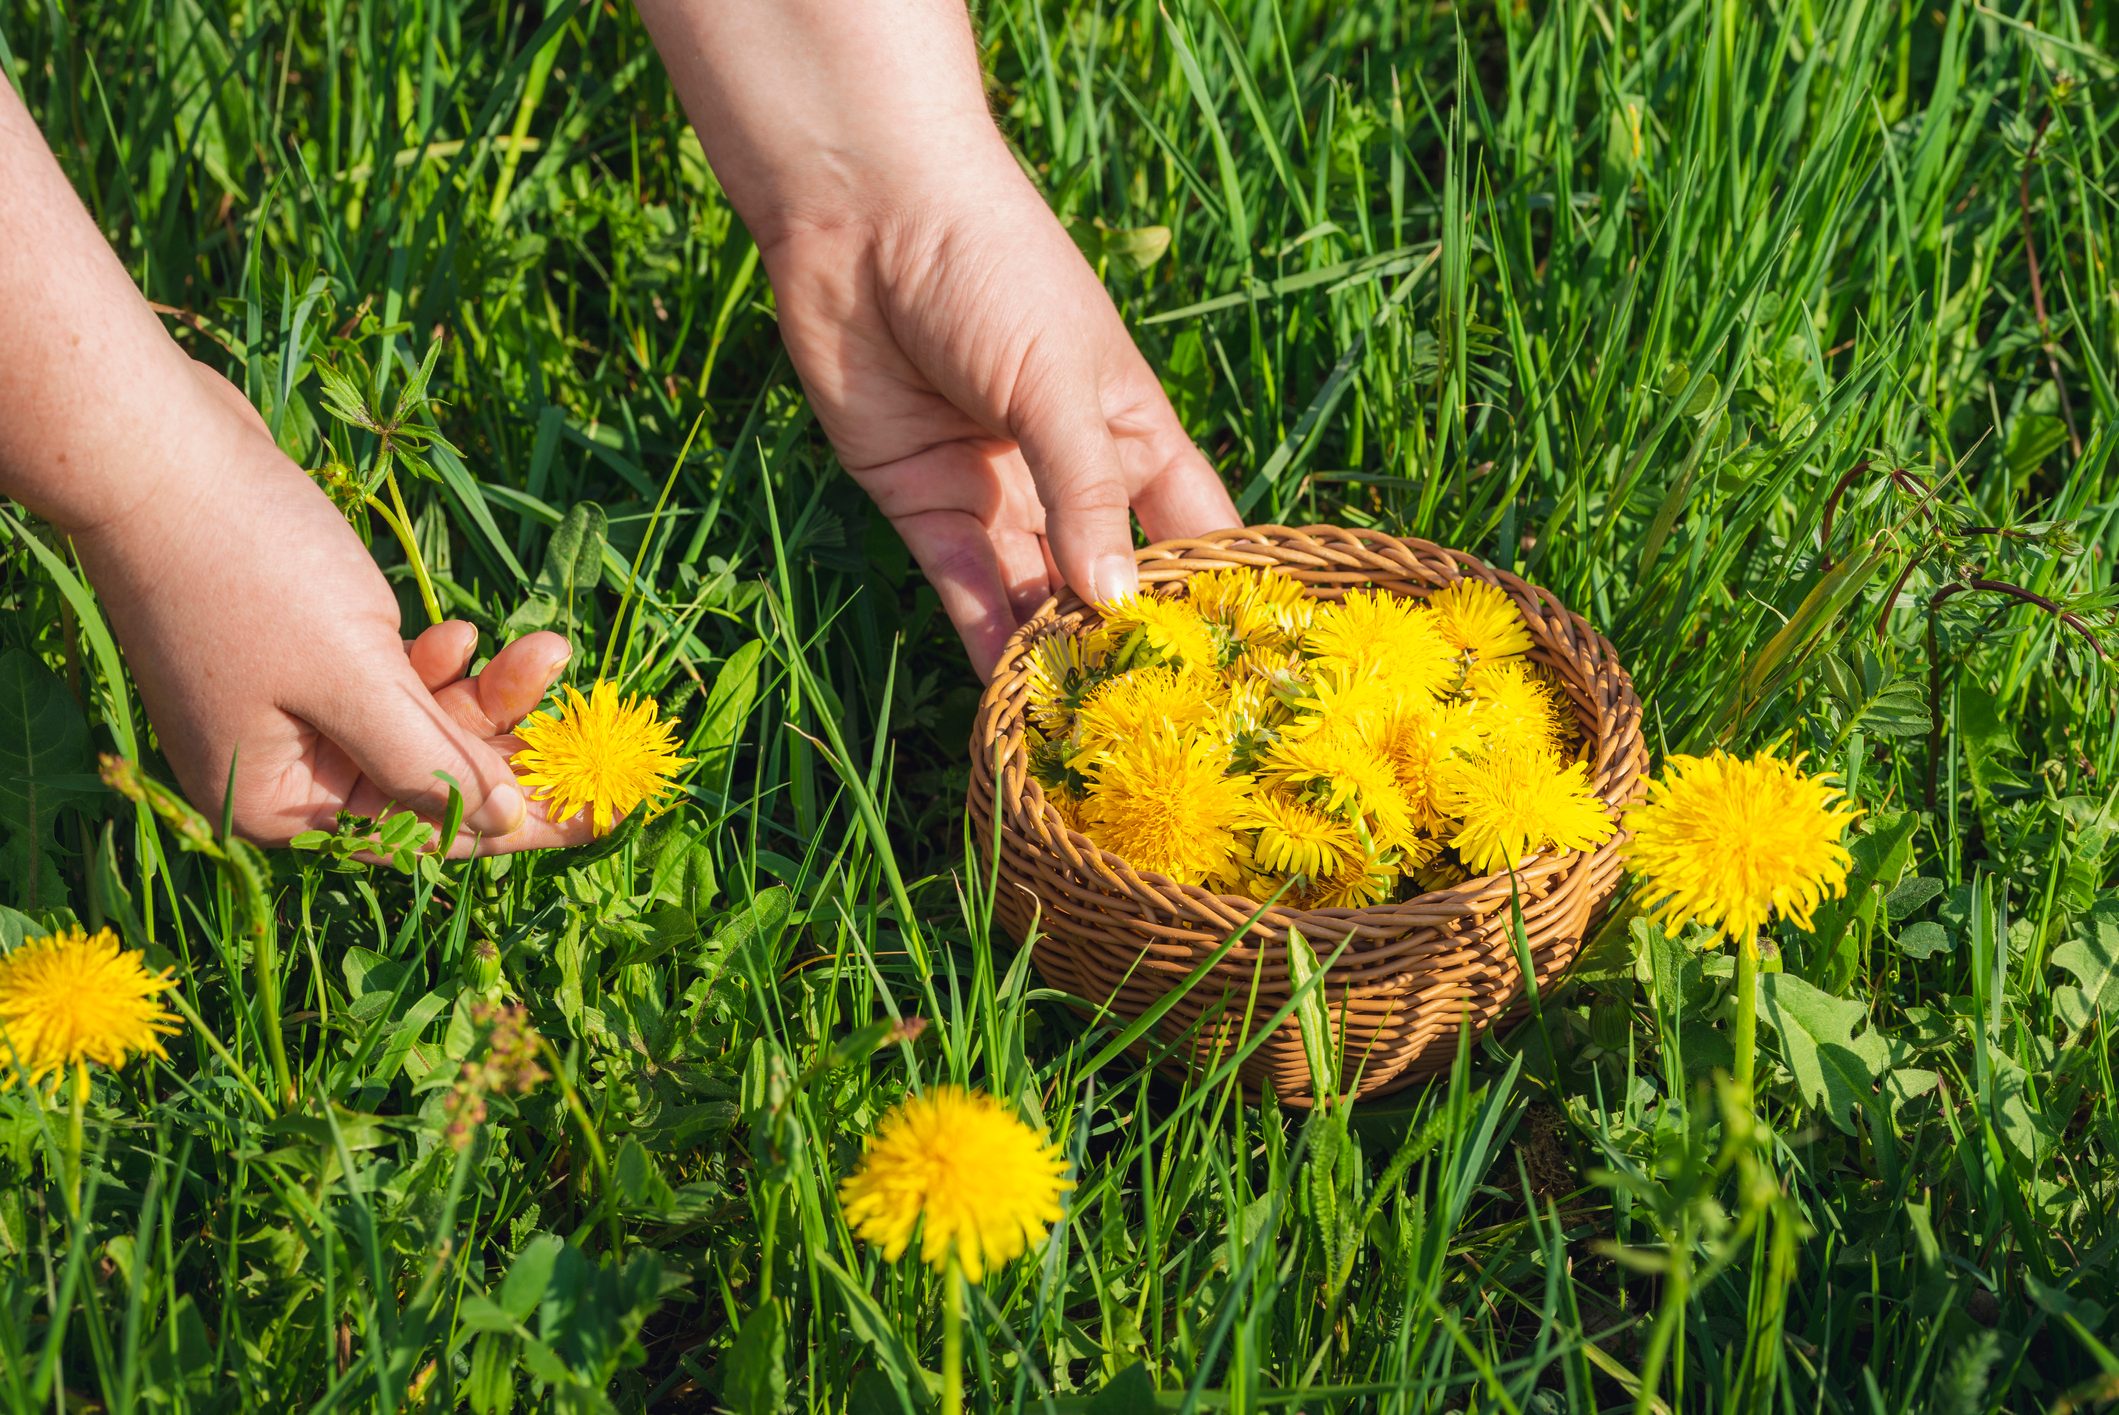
[365,485,443,626]
[1733,930,1760,1109]
[63,1062,88,1219]
[942,1252,964,1415]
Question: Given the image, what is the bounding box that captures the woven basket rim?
[972,523,1644,935]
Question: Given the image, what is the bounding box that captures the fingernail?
[472,782,527,836]
[1091,553,1139,606]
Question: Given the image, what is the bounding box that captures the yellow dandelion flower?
[1186,566,1314,655]
[1304,590,1459,700]
[1100,592,1219,672]
[512,680,692,835]
[1624,751,1858,941]
[1428,578,1533,663]
[1024,628,1111,737]
[1303,851,1399,909]
[838,1087,1071,1281]
[0,927,179,1089]
[1261,726,1419,853]
[1072,664,1216,761]
[1368,699,1486,830]
[1411,852,1470,893]
[1082,726,1254,887]
[1463,659,1574,758]
[1214,676,1285,765]
[1243,788,1362,881]
[1286,664,1402,734]
[1437,751,1614,876]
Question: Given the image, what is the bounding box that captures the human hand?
[69,371,597,856]
[759,155,1240,675]
[637,0,1240,677]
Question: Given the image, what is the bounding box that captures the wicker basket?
[966,525,1647,1104]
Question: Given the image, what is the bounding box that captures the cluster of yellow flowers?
[1024,567,1615,905]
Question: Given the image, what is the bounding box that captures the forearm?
[634,0,1016,248]
[0,78,251,534]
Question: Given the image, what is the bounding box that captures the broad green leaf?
[703,885,795,977]
[1989,1054,2056,1161]
[499,1234,565,1323]
[467,1332,518,1415]
[538,500,608,597]
[1757,973,1890,1134]
[2052,898,2119,1035]
[1897,921,1951,959]
[0,648,101,906]
[720,1300,787,1415]
[1958,678,2023,807]
[694,639,765,786]
[1086,1362,1161,1414]
[1885,876,1944,920]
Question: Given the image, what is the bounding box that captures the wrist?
[64,399,288,572]
[637,0,1014,250]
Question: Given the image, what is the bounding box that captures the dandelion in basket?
[1624,749,1858,1103]
[511,679,692,834]
[1022,565,1613,906]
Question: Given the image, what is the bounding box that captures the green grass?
[3,0,2118,1408]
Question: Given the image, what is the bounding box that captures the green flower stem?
[363,487,443,627]
[63,1061,88,1219]
[941,1252,965,1415]
[1733,930,1760,1109]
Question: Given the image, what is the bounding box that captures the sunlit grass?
[1,0,2116,1410]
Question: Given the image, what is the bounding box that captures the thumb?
[1010,363,1139,607]
[293,663,526,836]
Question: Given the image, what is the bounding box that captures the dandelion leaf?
[1086,1362,1161,1415]
[1756,973,1890,1134]
[2052,897,2119,1036]
[0,648,103,908]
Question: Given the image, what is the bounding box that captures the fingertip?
[469,780,527,836]
[1090,553,1139,606]
[407,620,479,691]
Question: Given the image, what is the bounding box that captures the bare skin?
[0,1,1237,851]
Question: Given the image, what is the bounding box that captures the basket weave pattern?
[967,526,1647,1103]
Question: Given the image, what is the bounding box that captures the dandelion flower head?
[1428,578,1533,662]
[0,926,179,1090]
[839,1086,1071,1281]
[1083,726,1254,888]
[1438,751,1614,876]
[512,680,692,835]
[1099,592,1219,672]
[1624,751,1858,941]
[1304,589,1459,701]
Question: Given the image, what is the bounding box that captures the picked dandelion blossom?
[1304,589,1459,700]
[1083,726,1254,888]
[1428,578,1533,663]
[1071,664,1215,761]
[839,1086,1071,1281]
[1464,659,1573,758]
[1625,751,1857,941]
[1438,751,1614,876]
[511,680,692,834]
[1242,788,1361,882]
[0,926,179,1090]
[1099,592,1219,672]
